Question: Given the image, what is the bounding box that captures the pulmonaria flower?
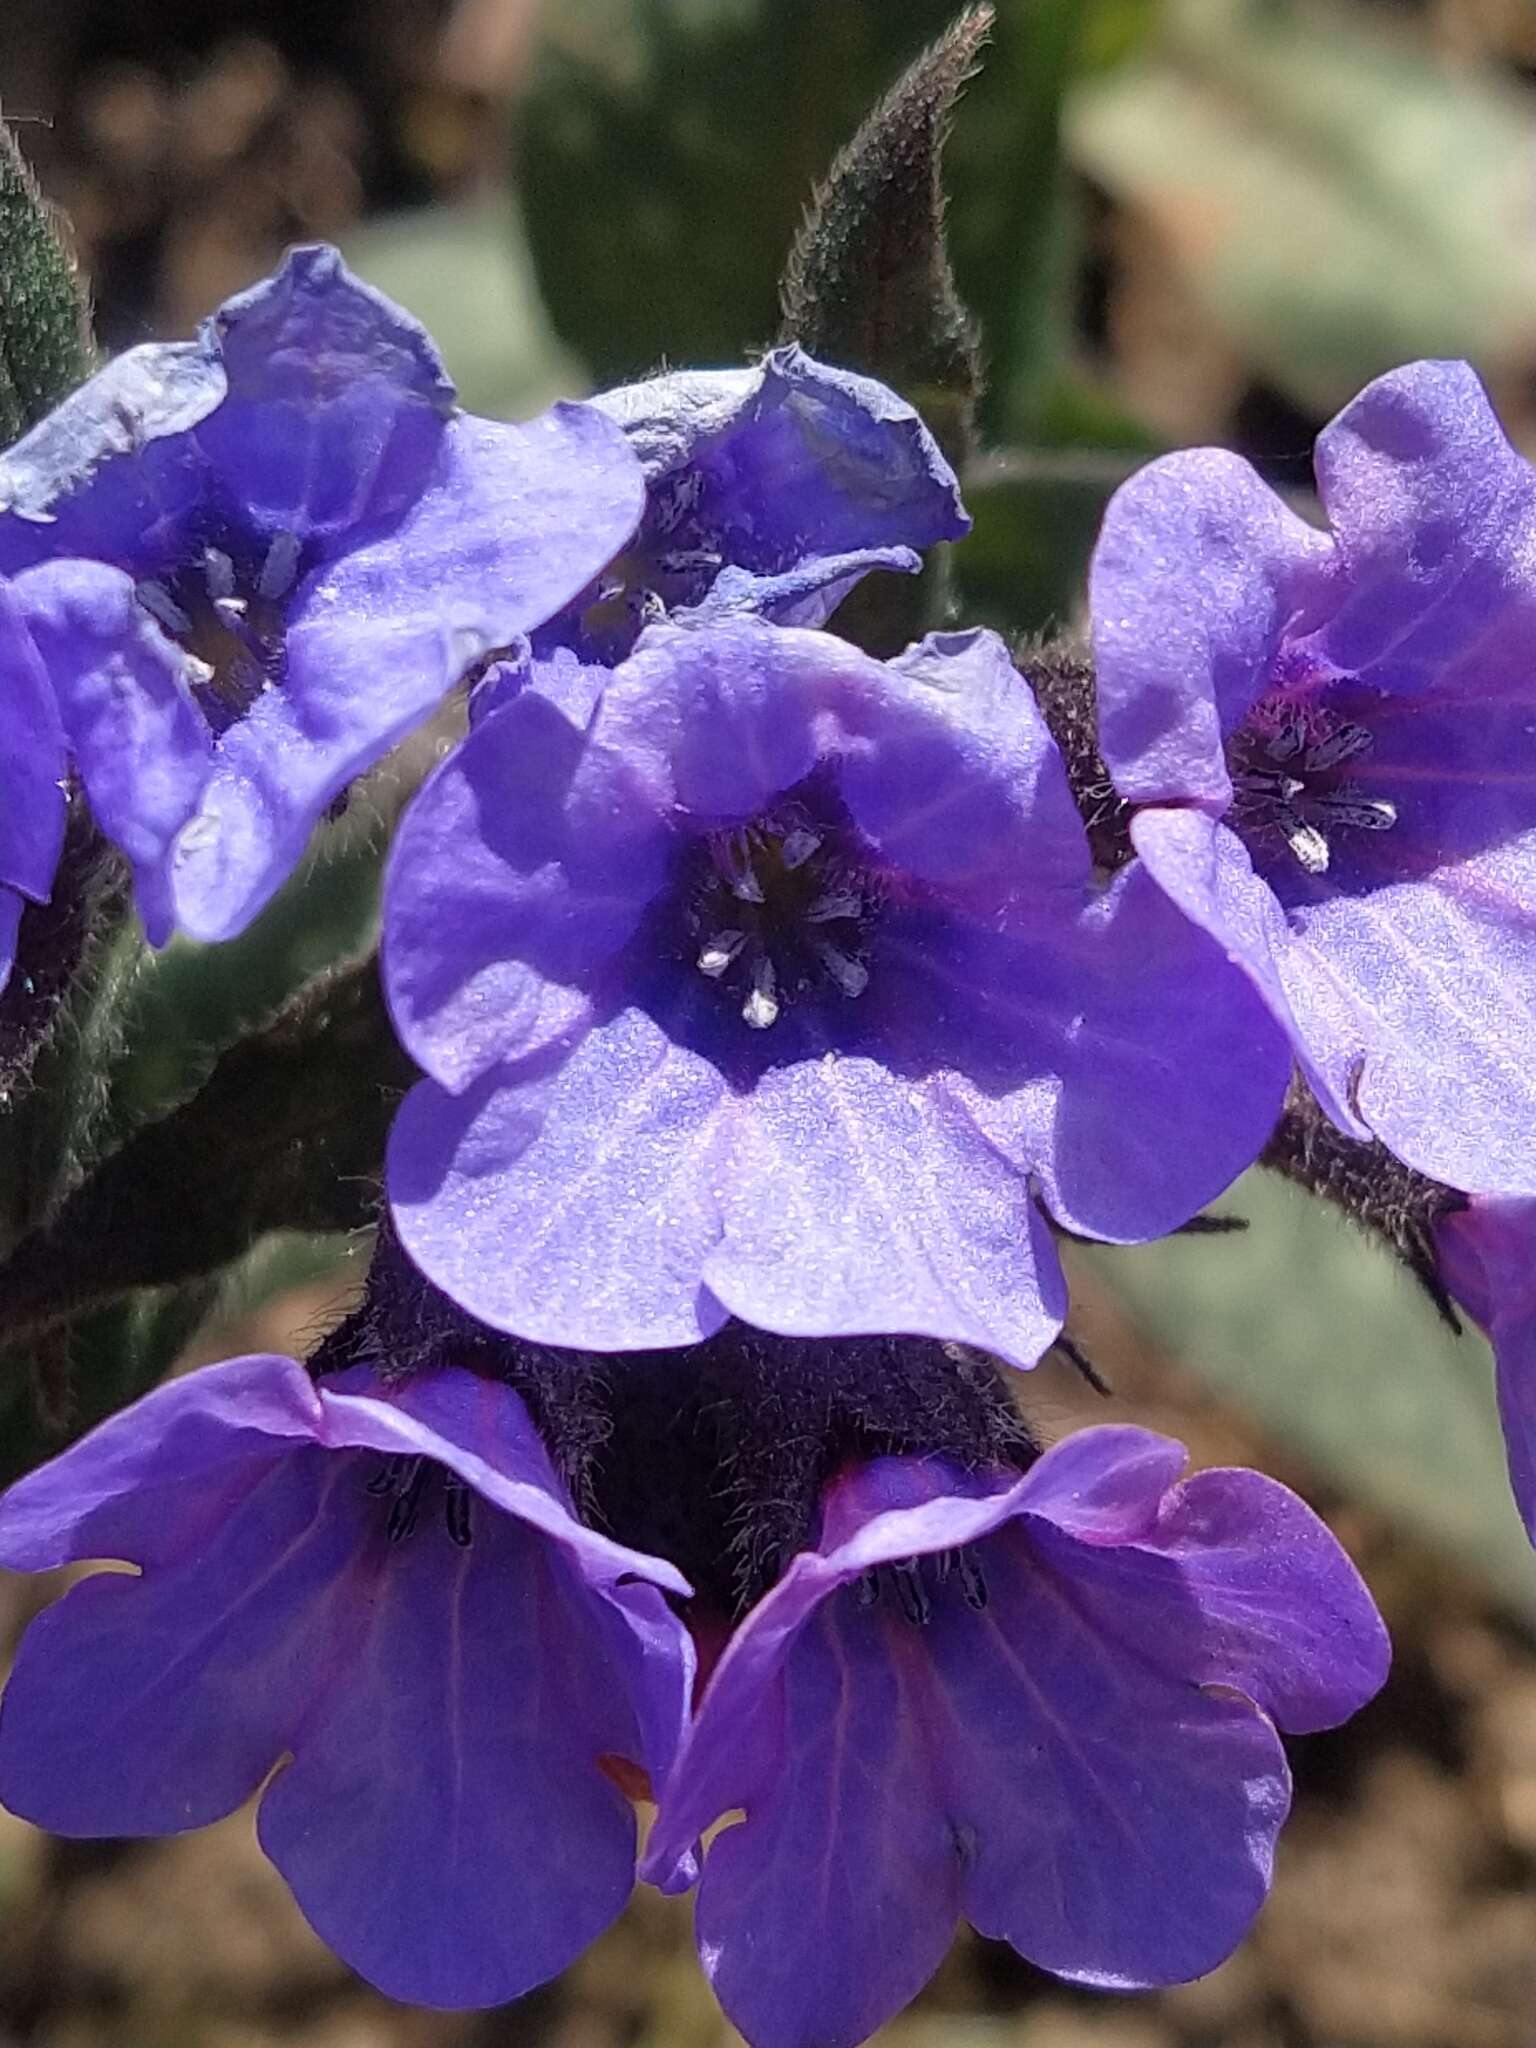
[0,245,645,941]
[0,560,208,986]
[0,1353,694,2008]
[1433,1197,1536,1542]
[542,346,969,664]
[642,1426,1389,2048]
[384,617,1289,1365]
[1091,359,1536,1196]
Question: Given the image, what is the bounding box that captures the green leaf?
[1080,1169,1536,1621]
[0,954,409,1350]
[0,121,92,441]
[0,1230,360,1488]
[1067,0,1536,416]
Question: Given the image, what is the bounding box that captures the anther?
[812,940,869,999]
[806,890,863,924]
[742,956,780,1030]
[892,1558,932,1627]
[443,1477,474,1549]
[136,579,192,637]
[1319,793,1396,833]
[202,547,236,599]
[1282,816,1331,875]
[258,530,302,602]
[720,836,766,903]
[780,827,821,870]
[697,930,746,978]
[385,1458,429,1541]
[957,1547,989,1612]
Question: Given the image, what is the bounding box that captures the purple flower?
[1091,359,1536,1196]
[383,619,1289,1365]
[543,346,969,663]
[642,1426,1389,2048]
[1433,1197,1536,1542]
[0,560,209,984]
[0,245,645,942]
[0,1353,694,2008]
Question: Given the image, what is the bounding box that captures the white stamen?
[780,827,821,870]
[697,929,746,977]
[212,596,248,629]
[742,958,780,1030]
[806,889,863,923]
[202,546,236,599]
[814,941,869,999]
[1283,815,1331,874]
[258,530,302,601]
[136,579,192,636]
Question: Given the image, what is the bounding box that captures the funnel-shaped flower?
[543,346,969,662]
[644,1428,1389,2048]
[1092,359,1536,1195]
[0,245,645,941]
[385,619,1289,1367]
[0,1354,693,2008]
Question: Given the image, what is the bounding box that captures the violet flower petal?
[1091,449,1334,805]
[1435,1199,1536,1542]
[1311,359,1536,690]
[257,1500,647,2009]
[17,558,212,944]
[0,1444,362,1836]
[0,580,67,905]
[649,1428,1383,2044]
[388,1019,735,1352]
[174,403,645,943]
[383,686,670,1092]
[194,244,456,546]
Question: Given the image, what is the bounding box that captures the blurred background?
[4,0,1536,2042]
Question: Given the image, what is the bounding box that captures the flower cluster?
[5,239,1533,2038]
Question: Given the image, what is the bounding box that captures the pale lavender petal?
[1312,360,1536,693]
[388,1015,734,1351]
[1091,449,1335,805]
[0,580,66,902]
[681,546,921,632]
[383,689,669,1091]
[1129,807,1368,1139]
[171,402,645,942]
[16,558,212,944]
[194,245,455,546]
[0,339,221,574]
[707,1051,1067,1373]
[913,860,1292,1240]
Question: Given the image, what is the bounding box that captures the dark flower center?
[855,1546,989,1626]
[687,793,880,1031]
[1227,692,1396,876]
[136,530,302,735]
[365,1452,474,1547]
